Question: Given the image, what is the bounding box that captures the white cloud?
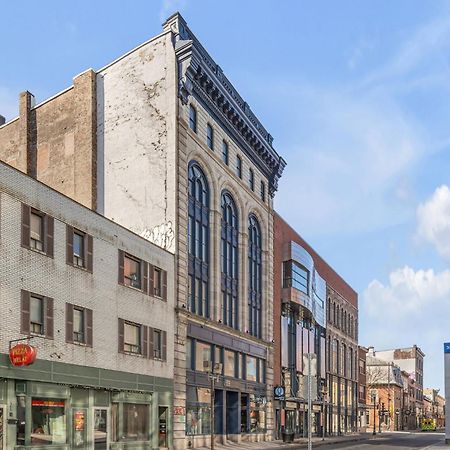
[361,266,450,391]
[417,185,450,260]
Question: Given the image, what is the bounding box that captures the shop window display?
[31,399,66,444]
[186,387,211,435]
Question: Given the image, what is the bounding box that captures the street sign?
[273,385,285,401]
[444,343,450,353]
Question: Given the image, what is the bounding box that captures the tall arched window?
[188,162,209,317]
[248,215,262,338]
[221,192,239,328]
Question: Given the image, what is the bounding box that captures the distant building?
[366,352,403,432]
[401,370,418,430]
[424,388,446,428]
[358,346,368,431]
[375,346,425,424]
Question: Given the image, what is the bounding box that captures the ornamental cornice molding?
[164,13,286,196]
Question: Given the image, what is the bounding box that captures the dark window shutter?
[148,327,154,359]
[66,225,74,265]
[118,250,125,285]
[45,216,54,258]
[45,297,54,339]
[86,308,93,347]
[162,330,167,361]
[142,325,148,357]
[148,264,154,296]
[65,303,73,343]
[20,290,30,334]
[21,204,31,248]
[142,261,148,294]
[118,319,124,353]
[162,270,168,301]
[86,235,93,272]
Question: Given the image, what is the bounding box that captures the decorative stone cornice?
[163,13,286,196]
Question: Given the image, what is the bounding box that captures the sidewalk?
[195,433,373,449]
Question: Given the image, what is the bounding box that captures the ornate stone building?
[0,12,286,449]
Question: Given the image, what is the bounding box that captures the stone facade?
[0,12,286,450]
[0,161,175,449]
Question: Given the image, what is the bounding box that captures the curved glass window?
[188,162,209,317]
[248,215,262,338]
[221,192,239,328]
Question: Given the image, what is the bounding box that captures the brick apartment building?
[0,13,286,449]
[0,161,174,449]
[273,213,358,438]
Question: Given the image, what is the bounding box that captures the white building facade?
[0,162,175,450]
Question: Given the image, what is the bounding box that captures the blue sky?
[2,1,450,391]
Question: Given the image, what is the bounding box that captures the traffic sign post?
[445,343,450,445]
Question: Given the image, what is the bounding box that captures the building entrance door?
[226,391,239,439]
[93,408,109,450]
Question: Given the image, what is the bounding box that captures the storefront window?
[186,387,211,435]
[224,350,236,377]
[31,399,66,444]
[246,356,257,382]
[195,341,212,372]
[249,395,266,433]
[118,403,149,441]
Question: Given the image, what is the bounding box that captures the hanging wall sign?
[9,343,37,366]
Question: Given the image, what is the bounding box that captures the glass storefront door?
[93,408,108,450]
[158,407,168,448]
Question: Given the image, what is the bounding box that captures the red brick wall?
[273,212,359,386]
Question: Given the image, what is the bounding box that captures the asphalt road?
[316,432,445,449]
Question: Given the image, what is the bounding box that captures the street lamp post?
[372,393,376,435]
[208,363,222,450]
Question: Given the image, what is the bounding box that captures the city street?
[319,432,445,450]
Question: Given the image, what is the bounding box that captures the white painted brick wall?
[0,162,175,379]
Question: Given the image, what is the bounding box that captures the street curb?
[272,435,375,449]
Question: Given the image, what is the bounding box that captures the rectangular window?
[116,403,149,442]
[73,308,85,343]
[31,399,66,444]
[249,395,266,432]
[222,141,229,165]
[206,124,214,150]
[73,231,85,267]
[124,255,141,289]
[30,211,44,251]
[260,181,265,202]
[22,204,54,257]
[124,322,141,354]
[153,329,162,359]
[236,156,242,178]
[153,267,162,297]
[21,291,53,339]
[283,260,309,294]
[249,168,254,191]
[224,350,236,377]
[281,316,289,368]
[195,341,212,372]
[189,105,197,132]
[246,356,257,382]
[186,338,193,370]
[30,295,44,335]
[186,387,211,435]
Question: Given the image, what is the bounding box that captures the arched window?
[248,215,262,338]
[187,162,209,317]
[221,192,239,328]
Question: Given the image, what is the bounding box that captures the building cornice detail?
[164,13,286,196]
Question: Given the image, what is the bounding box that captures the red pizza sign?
[9,343,37,366]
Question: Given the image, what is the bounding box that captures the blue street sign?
[444,343,450,353]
